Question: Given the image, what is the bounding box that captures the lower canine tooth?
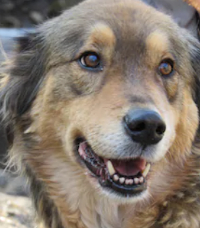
[107,160,116,176]
[142,163,151,177]
[113,174,119,182]
[119,177,125,184]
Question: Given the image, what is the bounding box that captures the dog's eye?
[158,59,174,76]
[79,52,101,70]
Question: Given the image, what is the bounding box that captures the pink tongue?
[111,158,146,176]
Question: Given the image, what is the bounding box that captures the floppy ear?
[0,32,47,130]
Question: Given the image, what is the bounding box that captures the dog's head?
[1,0,200,203]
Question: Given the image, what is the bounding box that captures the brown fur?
[1,0,200,227]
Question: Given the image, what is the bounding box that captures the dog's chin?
[75,138,152,199]
[100,184,149,204]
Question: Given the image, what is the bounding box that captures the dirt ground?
[0,192,35,228]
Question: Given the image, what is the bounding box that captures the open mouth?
[77,140,151,197]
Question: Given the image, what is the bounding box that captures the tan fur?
[146,31,169,55]
[87,23,116,48]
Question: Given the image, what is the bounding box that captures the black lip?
[100,176,147,197]
[76,138,147,197]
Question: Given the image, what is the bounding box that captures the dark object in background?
[0,0,82,28]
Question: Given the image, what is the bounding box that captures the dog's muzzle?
[75,109,165,197]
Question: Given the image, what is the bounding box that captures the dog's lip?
[76,139,151,196]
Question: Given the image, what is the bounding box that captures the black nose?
[123,109,166,145]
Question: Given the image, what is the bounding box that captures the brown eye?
[80,52,102,70]
[158,59,174,76]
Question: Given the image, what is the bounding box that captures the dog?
[1,0,200,227]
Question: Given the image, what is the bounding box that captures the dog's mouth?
[77,140,151,197]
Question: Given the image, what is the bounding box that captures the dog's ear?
[0,32,47,128]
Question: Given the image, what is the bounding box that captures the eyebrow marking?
[145,31,169,53]
[87,22,116,47]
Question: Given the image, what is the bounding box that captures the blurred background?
[0,0,82,27]
[0,1,82,227]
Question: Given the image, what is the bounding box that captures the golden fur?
[1,0,200,227]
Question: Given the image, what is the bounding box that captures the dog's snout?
[123,109,166,145]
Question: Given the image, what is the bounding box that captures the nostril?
[156,124,166,136]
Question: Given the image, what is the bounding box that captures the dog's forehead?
[41,0,182,61]
[84,23,116,48]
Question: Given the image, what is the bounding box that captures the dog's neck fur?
[23,140,200,228]
[36,155,126,228]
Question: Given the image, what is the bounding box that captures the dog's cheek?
[48,64,105,99]
[23,76,68,144]
[168,91,198,161]
[162,75,180,102]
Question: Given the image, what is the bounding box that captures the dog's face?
[2,0,200,203]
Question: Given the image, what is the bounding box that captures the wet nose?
[123,109,166,145]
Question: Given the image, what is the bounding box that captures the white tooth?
[129,179,134,185]
[139,177,144,183]
[125,179,129,185]
[125,179,133,185]
[113,174,119,182]
[142,163,151,177]
[107,160,116,176]
[119,177,125,184]
[134,178,139,185]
